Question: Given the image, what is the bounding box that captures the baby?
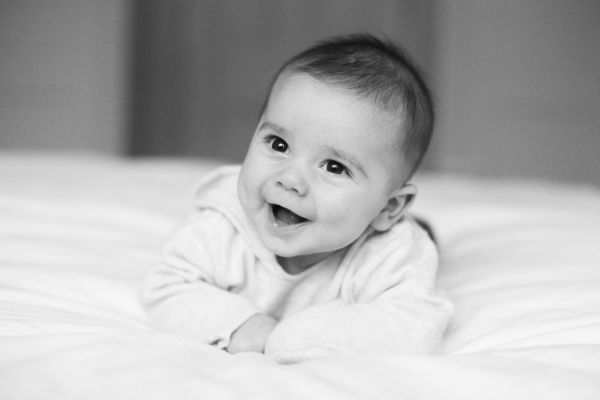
[142,33,453,364]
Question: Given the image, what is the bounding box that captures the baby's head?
[238,34,435,273]
[262,33,435,184]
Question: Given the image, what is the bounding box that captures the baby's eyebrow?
[259,121,288,134]
[328,147,367,176]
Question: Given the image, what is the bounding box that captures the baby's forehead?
[277,72,404,120]
[272,72,407,158]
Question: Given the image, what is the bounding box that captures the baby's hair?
[260,33,435,180]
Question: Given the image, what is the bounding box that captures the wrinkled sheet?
[1,152,599,399]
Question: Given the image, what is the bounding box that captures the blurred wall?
[2,1,598,186]
[430,0,600,185]
[0,0,132,154]
[130,0,435,164]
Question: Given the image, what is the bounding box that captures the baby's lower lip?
[269,204,309,228]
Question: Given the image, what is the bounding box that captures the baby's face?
[238,73,406,272]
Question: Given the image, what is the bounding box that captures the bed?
[1,152,599,399]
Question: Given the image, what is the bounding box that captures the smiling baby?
[141,33,453,364]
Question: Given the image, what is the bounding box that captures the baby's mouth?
[270,204,308,227]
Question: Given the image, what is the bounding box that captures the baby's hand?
[227,313,277,354]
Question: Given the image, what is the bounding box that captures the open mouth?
[270,204,309,227]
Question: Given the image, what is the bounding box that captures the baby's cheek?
[322,209,367,240]
[237,177,260,217]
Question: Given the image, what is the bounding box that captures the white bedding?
[1,152,599,399]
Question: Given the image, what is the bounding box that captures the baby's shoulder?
[189,164,248,227]
[365,215,433,255]
[347,217,437,275]
[341,217,439,299]
[170,208,238,246]
[193,164,241,202]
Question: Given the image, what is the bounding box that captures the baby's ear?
[370,184,417,232]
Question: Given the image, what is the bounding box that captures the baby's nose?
[276,167,308,196]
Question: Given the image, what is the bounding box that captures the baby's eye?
[267,136,288,153]
[325,160,348,175]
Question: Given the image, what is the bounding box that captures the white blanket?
[1,153,599,399]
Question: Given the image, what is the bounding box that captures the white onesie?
[141,166,452,364]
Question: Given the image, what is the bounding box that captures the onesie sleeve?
[264,227,453,364]
[140,212,261,349]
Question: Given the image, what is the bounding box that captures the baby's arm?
[141,214,262,350]
[266,292,452,363]
[264,236,452,364]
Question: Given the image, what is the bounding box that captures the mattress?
[1,152,599,399]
